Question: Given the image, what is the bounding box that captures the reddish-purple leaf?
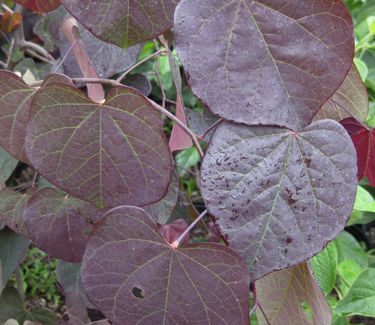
[0,188,32,237]
[81,206,250,325]
[14,0,61,13]
[25,83,173,208]
[174,0,354,130]
[24,188,102,262]
[0,71,34,163]
[341,118,375,186]
[314,64,368,122]
[201,120,357,281]
[158,218,189,245]
[169,94,193,152]
[255,262,331,325]
[62,0,179,48]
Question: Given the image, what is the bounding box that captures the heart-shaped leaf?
[24,188,102,262]
[14,0,61,13]
[0,188,32,237]
[25,83,173,208]
[255,262,331,325]
[174,0,354,130]
[0,71,34,163]
[62,0,179,48]
[314,64,368,122]
[200,120,357,281]
[81,206,250,325]
[341,118,375,186]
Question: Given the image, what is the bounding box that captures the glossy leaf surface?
[0,72,34,163]
[14,0,61,13]
[62,0,179,47]
[24,188,102,262]
[341,118,375,186]
[256,262,331,325]
[201,120,357,280]
[314,64,368,122]
[81,206,250,325]
[25,83,173,208]
[174,0,354,130]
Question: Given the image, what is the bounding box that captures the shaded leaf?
[256,262,331,325]
[0,71,34,163]
[341,117,375,186]
[121,74,152,97]
[186,108,220,143]
[0,229,30,295]
[62,0,179,48]
[25,83,173,208]
[335,269,375,317]
[0,147,18,188]
[314,64,368,122]
[81,206,250,325]
[0,188,31,237]
[201,120,357,281]
[14,0,61,13]
[174,0,354,130]
[310,242,338,295]
[24,188,102,262]
[334,231,368,269]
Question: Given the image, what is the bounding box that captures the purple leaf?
[24,188,102,262]
[158,218,189,245]
[81,206,250,325]
[62,0,179,48]
[200,120,357,281]
[174,0,354,130]
[25,83,173,208]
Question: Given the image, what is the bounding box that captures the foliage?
[0,0,373,324]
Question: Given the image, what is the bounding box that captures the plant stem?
[172,210,208,248]
[198,118,224,141]
[116,49,166,83]
[15,268,25,300]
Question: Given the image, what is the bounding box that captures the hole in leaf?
[301,301,313,321]
[132,287,144,299]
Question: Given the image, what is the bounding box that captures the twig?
[15,269,25,300]
[25,48,54,64]
[198,118,224,141]
[172,210,208,248]
[52,39,78,73]
[20,40,55,63]
[116,49,167,83]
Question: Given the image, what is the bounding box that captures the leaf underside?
[174,0,354,130]
[25,83,173,208]
[81,206,250,325]
[200,119,357,281]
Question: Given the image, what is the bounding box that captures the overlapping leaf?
[174,0,354,130]
[256,262,331,325]
[0,72,34,163]
[62,0,179,48]
[24,188,102,262]
[81,206,250,325]
[200,120,357,281]
[14,0,61,13]
[341,118,375,186]
[0,148,18,188]
[0,188,32,237]
[314,64,368,122]
[25,83,173,208]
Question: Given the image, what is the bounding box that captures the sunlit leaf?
[25,83,173,208]
[256,262,331,325]
[62,0,179,47]
[174,0,354,130]
[201,120,357,280]
[24,188,102,262]
[81,206,250,325]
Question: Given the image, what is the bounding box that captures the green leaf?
[335,268,375,317]
[337,260,363,296]
[175,147,200,177]
[367,16,375,35]
[334,231,368,268]
[310,242,338,295]
[354,57,369,81]
[348,186,375,225]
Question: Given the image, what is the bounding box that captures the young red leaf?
[24,188,102,262]
[314,64,368,122]
[174,0,354,130]
[201,120,357,281]
[341,118,375,186]
[0,188,32,237]
[81,206,250,325]
[25,83,173,208]
[62,0,179,48]
[14,0,61,13]
[255,262,331,325]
